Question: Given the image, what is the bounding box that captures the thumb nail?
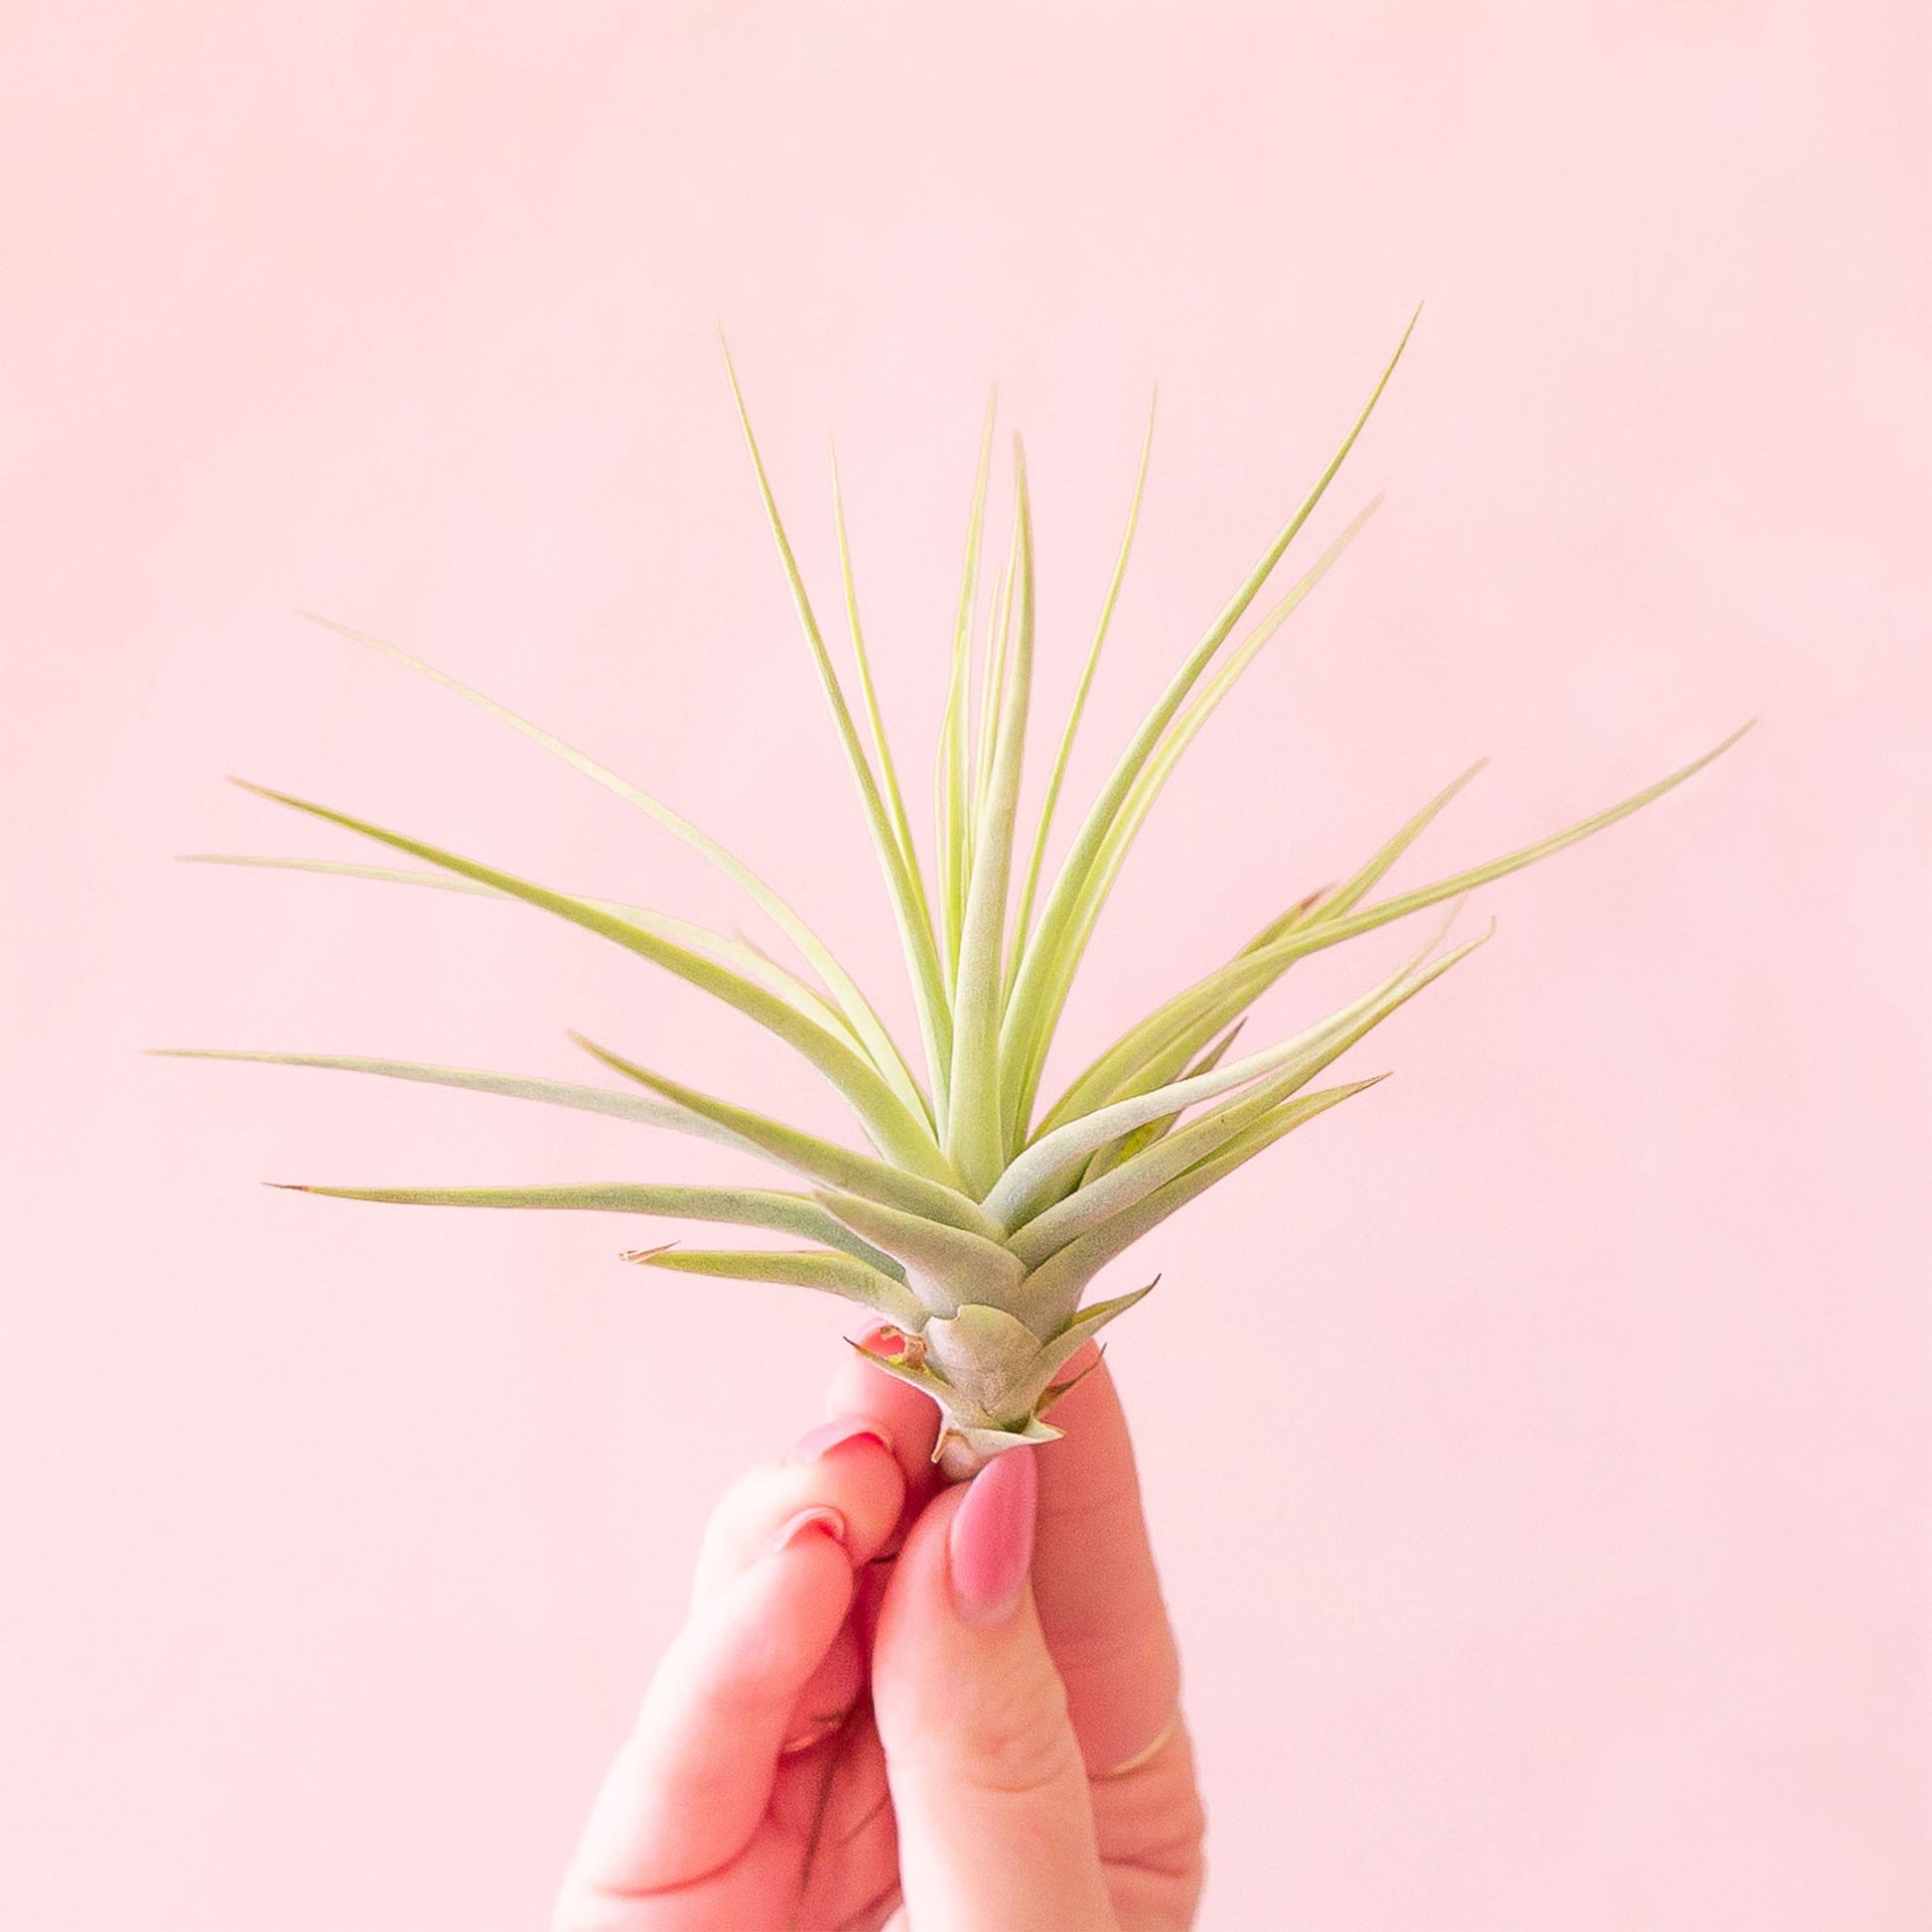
[947,1447,1036,1626]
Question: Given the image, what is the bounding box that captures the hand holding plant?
[550,1333,1204,1931]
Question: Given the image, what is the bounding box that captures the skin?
[551,1333,1206,1931]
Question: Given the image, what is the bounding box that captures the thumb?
[871,1447,1116,1932]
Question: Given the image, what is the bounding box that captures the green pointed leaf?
[573,1033,1004,1242]
[986,915,1478,1228]
[1041,722,1752,1135]
[1245,759,1489,951]
[150,1048,755,1150]
[1238,884,1332,955]
[1016,1078,1383,1333]
[1097,501,1379,888]
[1011,1279,1157,1411]
[848,1336,955,1403]
[1305,723,1753,937]
[276,1179,904,1276]
[300,612,931,1132]
[232,778,944,1174]
[1084,759,1485,1120]
[1080,1019,1246,1184]
[1009,392,1156,1000]
[1012,1081,1294,1269]
[718,346,956,1104]
[1000,314,1420,1141]
[1007,938,1465,1268]
[946,439,1035,1195]
[185,854,865,1048]
[1001,497,1380,1141]
[1035,1344,1109,1417]
[832,450,930,925]
[1082,763,1490,1108]
[973,515,1020,830]
[813,1190,1026,1317]
[629,1246,924,1325]
[938,394,998,989]
[184,854,496,896]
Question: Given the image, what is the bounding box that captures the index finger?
[831,1327,1182,1777]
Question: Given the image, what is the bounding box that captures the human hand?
[551,1331,1205,1930]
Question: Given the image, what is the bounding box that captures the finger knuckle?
[946,1654,1082,1797]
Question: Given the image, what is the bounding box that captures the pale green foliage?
[163,320,1747,1471]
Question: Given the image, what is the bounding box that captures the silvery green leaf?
[720,345,955,1105]
[1008,391,1156,1001]
[184,854,863,1047]
[1000,315,1420,1140]
[813,1191,1026,1317]
[986,913,1475,1228]
[231,778,943,1173]
[299,611,932,1131]
[274,1179,903,1277]
[628,1246,924,1325]
[573,1033,1003,1241]
[946,439,1035,1195]
[1039,722,1750,1137]
[149,1049,753,1152]
[1001,495,1379,1142]
[1017,1078,1384,1333]
[1008,927,1482,1261]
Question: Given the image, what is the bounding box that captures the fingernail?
[779,1709,850,1756]
[765,1506,847,1558]
[947,1447,1036,1626]
[785,1415,895,1465]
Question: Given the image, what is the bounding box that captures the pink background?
[3,4,1927,1926]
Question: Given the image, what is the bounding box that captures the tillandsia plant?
[163,320,1746,1477]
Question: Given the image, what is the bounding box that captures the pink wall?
[3,4,1926,1925]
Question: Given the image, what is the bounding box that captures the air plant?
[161,321,1745,1475]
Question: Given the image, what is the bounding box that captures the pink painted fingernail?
[947,1447,1036,1626]
[765,1506,847,1558]
[785,1415,895,1465]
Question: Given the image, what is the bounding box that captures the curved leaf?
[1008,391,1157,998]
[1040,723,1752,1135]
[149,1048,754,1151]
[1000,314,1421,1136]
[719,347,955,1104]
[1001,496,1380,1140]
[937,394,999,994]
[813,1190,1026,1317]
[986,914,1478,1228]
[947,439,1035,1195]
[232,779,943,1173]
[627,1246,924,1325]
[277,1179,904,1276]
[572,1033,1005,1241]
[1079,1019,1246,1185]
[1017,1078,1384,1332]
[832,451,929,923]
[183,854,862,1048]
[300,612,932,1131]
